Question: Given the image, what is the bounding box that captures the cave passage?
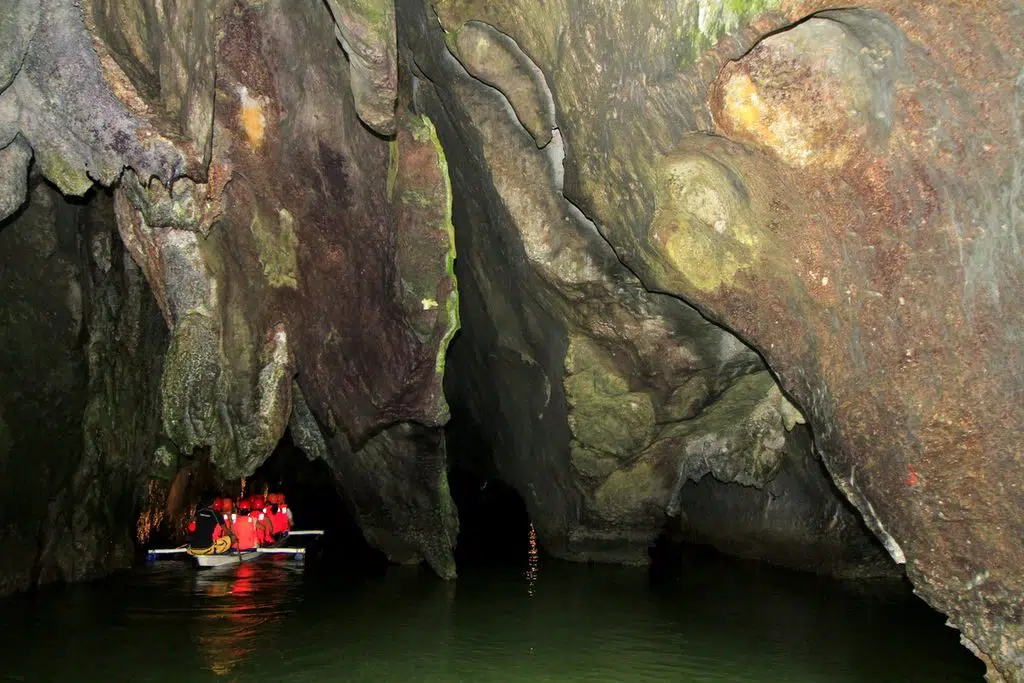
[0,0,1020,678]
[0,173,987,683]
[241,428,385,570]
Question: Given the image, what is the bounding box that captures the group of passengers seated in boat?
[188,493,293,555]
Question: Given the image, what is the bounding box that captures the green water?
[0,551,983,683]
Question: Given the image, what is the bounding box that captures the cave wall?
[102,0,462,575]
[2,0,461,577]
[0,182,166,594]
[413,1,1023,680]
[401,0,891,576]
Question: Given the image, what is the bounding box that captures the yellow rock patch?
[720,72,828,167]
[238,87,266,150]
[721,74,776,147]
[713,18,876,170]
[651,155,761,293]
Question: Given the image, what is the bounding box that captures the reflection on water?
[525,523,539,597]
[0,541,984,683]
[192,562,296,675]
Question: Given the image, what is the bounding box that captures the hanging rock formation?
[1,0,460,579]
[0,183,167,594]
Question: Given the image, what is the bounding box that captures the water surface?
[0,550,983,682]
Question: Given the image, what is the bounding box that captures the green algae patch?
[35,148,93,197]
[430,118,461,377]
[570,443,622,487]
[677,0,780,66]
[387,137,400,201]
[249,207,299,289]
[392,112,460,375]
[649,153,762,294]
[590,459,660,524]
[564,335,655,458]
[653,371,793,487]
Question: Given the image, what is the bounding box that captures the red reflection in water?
[230,562,259,597]
[193,563,292,676]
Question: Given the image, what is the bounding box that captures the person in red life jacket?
[267,493,291,537]
[277,493,294,533]
[248,502,274,546]
[209,497,228,542]
[251,495,276,543]
[264,494,282,540]
[231,502,259,551]
[219,498,236,548]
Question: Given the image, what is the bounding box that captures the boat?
[146,530,324,568]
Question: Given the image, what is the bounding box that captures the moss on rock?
[249,207,299,289]
[159,311,222,452]
[649,153,762,294]
[564,335,655,458]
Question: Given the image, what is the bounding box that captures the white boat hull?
[193,550,259,568]
[147,530,324,568]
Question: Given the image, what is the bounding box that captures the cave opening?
[443,389,533,568]
[242,427,387,572]
[447,463,532,567]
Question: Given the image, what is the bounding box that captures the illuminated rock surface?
[0,1,1020,679]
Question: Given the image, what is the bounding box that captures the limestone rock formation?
[1,0,459,581]
[402,0,890,577]
[324,0,399,136]
[0,1,1020,680]
[0,183,167,594]
[413,1,1023,679]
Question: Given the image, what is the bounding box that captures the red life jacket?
[232,514,258,550]
[273,505,291,533]
[261,510,276,536]
[249,511,273,545]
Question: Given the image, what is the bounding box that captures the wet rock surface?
[1,0,460,581]
[401,0,891,577]
[0,1,1020,679]
[416,1,1022,678]
[0,183,166,594]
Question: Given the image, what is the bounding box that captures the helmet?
[212,498,224,512]
[267,493,279,504]
[251,495,265,509]
[222,497,234,511]
[238,500,251,513]
[277,493,286,504]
